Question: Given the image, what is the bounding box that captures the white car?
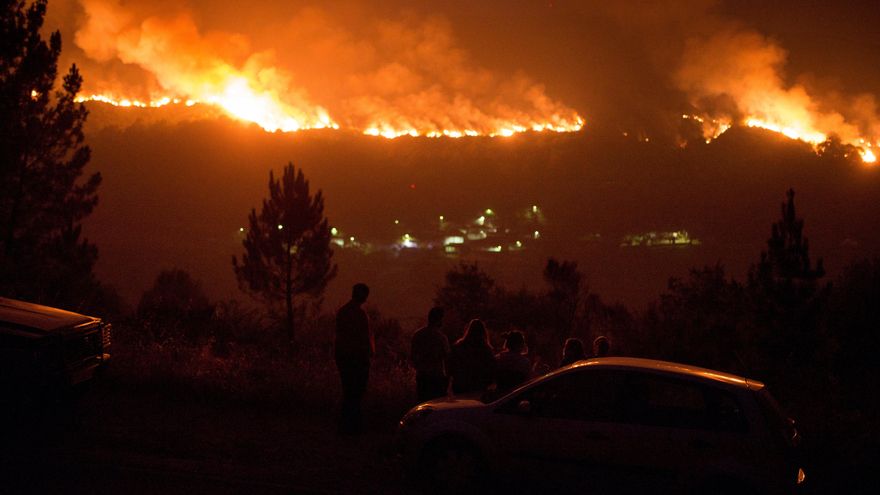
[398,357,805,494]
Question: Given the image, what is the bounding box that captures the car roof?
[569,357,763,390]
[0,297,99,333]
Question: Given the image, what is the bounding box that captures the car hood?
[0,297,100,336]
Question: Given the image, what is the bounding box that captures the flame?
[677,30,879,165]
[77,92,583,137]
[682,114,731,143]
[205,77,337,132]
[69,1,584,139]
[682,113,878,164]
[745,118,827,145]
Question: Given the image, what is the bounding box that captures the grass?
[108,311,417,429]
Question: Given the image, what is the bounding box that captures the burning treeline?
[677,29,878,163]
[53,0,878,162]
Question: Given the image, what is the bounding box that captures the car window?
[501,369,625,423]
[624,373,747,433]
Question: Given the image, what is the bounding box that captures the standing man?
[410,307,450,402]
[335,283,372,434]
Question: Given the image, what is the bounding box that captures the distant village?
[236,205,700,256]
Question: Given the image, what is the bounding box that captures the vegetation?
[103,188,876,491]
[232,163,337,344]
[0,0,105,310]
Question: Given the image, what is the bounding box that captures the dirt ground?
[1,377,409,494]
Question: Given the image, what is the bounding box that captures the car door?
[620,371,753,490]
[486,368,634,491]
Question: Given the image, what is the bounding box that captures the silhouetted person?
[560,337,587,367]
[593,335,610,358]
[335,283,373,434]
[411,307,450,402]
[448,319,496,395]
[495,330,530,393]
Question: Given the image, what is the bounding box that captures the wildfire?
[77,92,584,138]
[681,114,731,143]
[69,1,586,139]
[682,114,878,164]
[76,76,339,133]
[676,30,879,165]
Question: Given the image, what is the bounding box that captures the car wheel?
[420,437,486,494]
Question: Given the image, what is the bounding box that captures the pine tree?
[749,188,824,295]
[747,188,828,380]
[232,163,337,343]
[0,0,102,308]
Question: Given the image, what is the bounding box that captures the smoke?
[64,0,582,135]
[45,0,880,154]
[72,0,330,130]
[676,28,878,148]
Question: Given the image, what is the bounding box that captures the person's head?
[563,338,586,361]
[502,330,527,354]
[351,283,370,304]
[427,307,444,327]
[458,319,489,347]
[593,335,610,357]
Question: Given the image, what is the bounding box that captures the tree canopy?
[233,163,336,343]
[0,0,103,309]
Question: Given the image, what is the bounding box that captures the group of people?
[333,283,611,434]
[411,307,611,403]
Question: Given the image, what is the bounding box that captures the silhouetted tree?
[640,264,749,372]
[0,0,102,309]
[825,258,880,411]
[817,136,864,164]
[747,189,829,385]
[233,163,336,344]
[138,269,213,343]
[543,258,584,345]
[434,262,496,336]
[750,188,824,290]
[138,269,212,321]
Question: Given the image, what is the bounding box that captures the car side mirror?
[517,399,532,416]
